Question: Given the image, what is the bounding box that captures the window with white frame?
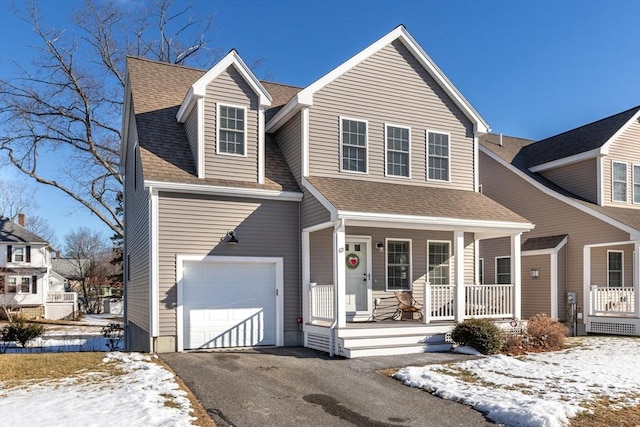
[496,257,511,284]
[7,245,30,263]
[607,251,623,287]
[386,240,411,290]
[634,164,640,204]
[428,242,450,285]
[4,276,36,294]
[386,125,410,177]
[341,118,367,173]
[427,131,450,181]
[612,161,627,202]
[218,104,246,155]
[479,258,484,285]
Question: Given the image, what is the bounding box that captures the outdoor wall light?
[227,230,239,245]
[530,268,539,279]
[375,241,384,252]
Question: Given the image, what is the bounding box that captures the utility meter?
[567,292,578,304]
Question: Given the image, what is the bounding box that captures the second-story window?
[633,164,640,204]
[427,131,450,181]
[14,247,24,262]
[612,161,627,202]
[386,125,410,177]
[341,118,367,173]
[218,104,246,156]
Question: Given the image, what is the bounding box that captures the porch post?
[454,231,465,322]
[302,230,310,335]
[583,246,591,316]
[334,219,346,328]
[511,233,522,320]
[634,241,640,317]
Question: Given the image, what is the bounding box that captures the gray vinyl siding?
[557,245,567,321]
[204,65,259,182]
[309,228,333,287]
[521,255,552,319]
[157,193,300,345]
[125,110,151,334]
[479,150,631,306]
[590,244,634,287]
[308,39,474,190]
[185,106,199,170]
[540,159,597,203]
[301,190,332,229]
[274,111,302,185]
[602,117,640,207]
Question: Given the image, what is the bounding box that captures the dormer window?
[612,161,627,202]
[217,104,246,156]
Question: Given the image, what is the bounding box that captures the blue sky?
[1,0,639,244]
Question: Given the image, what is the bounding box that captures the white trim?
[302,220,336,234]
[633,163,640,204]
[478,257,484,285]
[176,50,272,122]
[334,219,347,329]
[453,233,465,321]
[611,160,628,203]
[521,235,568,257]
[529,148,603,173]
[302,178,339,219]
[258,106,265,184]
[511,233,522,320]
[384,123,411,179]
[302,107,310,177]
[176,255,285,352]
[474,134,480,192]
[597,156,603,205]
[480,145,640,238]
[550,251,558,319]
[607,249,624,287]
[345,235,372,320]
[426,130,452,183]
[120,84,132,175]
[266,25,489,134]
[385,238,413,292]
[149,187,159,339]
[143,180,303,202]
[495,255,511,284]
[216,103,248,157]
[583,246,590,322]
[601,108,640,152]
[339,116,369,174]
[197,98,205,178]
[584,239,639,249]
[302,231,310,329]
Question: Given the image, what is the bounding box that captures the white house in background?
[0,214,78,320]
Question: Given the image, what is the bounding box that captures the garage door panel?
[183,260,276,349]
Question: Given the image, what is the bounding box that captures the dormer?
[176,50,272,183]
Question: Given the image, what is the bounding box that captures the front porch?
[587,286,640,336]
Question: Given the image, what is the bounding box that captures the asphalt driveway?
[161,347,495,427]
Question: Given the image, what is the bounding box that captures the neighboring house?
[479,106,640,336]
[121,25,533,356]
[0,215,78,320]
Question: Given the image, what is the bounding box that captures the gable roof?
[521,235,567,252]
[266,25,489,133]
[125,57,299,192]
[525,105,640,169]
[0,217,49,245]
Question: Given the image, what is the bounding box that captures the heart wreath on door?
[346,253,360,269]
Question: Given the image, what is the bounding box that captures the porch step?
[343,342,453,358]
[340,331,453,358]
[341,332,447,348]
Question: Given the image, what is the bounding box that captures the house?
[121,25,533,356]
[479,106,640,336]
[0,214,78,320]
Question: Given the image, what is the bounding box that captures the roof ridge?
[260,80,304,89]
[126,55,208,73]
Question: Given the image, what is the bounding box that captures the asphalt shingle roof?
[0,217,48,244]
[521,235,567,251]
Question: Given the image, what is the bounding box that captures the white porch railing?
[424,284,455,321]
[309,283,334,323]
[465,284,514,318]
[46,292,78,304]
[590,286,635,315]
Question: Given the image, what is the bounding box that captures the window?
[341,118,367,173]
[479,258,484,285]
[428,242,450,285]
[634,165,640,204]
[427,131,449,181]
[217,104,246,155]
[14,247,24,262]
[7,277,17,293]
[386,125,410,177]
[496,257,511,284]
[612,161,627,202]
[5,276,36,293]
[7,245,30,263]
[608,251,623,287]
[386,240,411,290]
[0,276,4,294]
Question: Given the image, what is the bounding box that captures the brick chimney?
[56,251,61,259]
[18,213,25,227]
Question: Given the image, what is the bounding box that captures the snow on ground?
[0,352,196,427]
[394,336,640,427]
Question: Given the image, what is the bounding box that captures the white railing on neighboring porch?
[310,283,334,323]
[46,292,78,303]
[590,286,635,315]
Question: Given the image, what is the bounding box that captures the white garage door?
[182,260,276,349]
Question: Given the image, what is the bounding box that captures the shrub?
[101,322,124,351]
[525,313,568,350]
[451,318,504,355]
[1,317,46,348]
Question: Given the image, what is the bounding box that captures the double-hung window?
[427,131,450,181]
[612,161,627,202]
[341,118,367,173]
[6,276,36,294]
[7,245,30,263]
[633,164,640,204]
[428,242,450,285]
[496,257,511,284]
[386,240,411,291]
[607,251,623,287]
[386,125,410,177]
[218,104,246,155]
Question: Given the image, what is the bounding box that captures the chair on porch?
[393,292,423,321]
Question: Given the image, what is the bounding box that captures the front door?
[345,237,371,321]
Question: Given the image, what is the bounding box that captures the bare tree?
[0,0,216,238]
[0,179,57,245]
